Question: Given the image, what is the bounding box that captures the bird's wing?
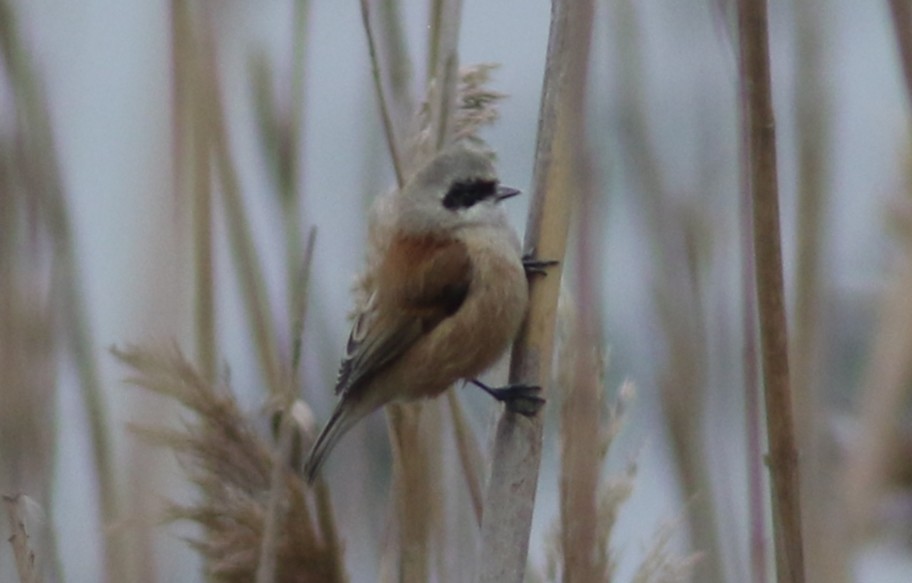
[335,238,472,395]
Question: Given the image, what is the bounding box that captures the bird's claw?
[522,255,559,277]
[470,380,545,417]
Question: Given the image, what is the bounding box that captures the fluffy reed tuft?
[114,344,345,583]
[545,288,695,583]
[546,377,696,583]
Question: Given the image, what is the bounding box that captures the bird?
[303,143,548,483]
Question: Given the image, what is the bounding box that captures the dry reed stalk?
[426,0,445,80]
[378,0,417,162]
[115,345,346,583]
[554,29,601,582]
[384,404,446,581]
[0,4,124,580]
[654,252,719,582]
[3,495,40,583]
[360,0,405,186]
[558,238,608,578]
[427,0,463,152]
[477,0,589,580]
[553,363,635,583]
[737,0,806,580]
[446,390,484,524]
[256,411,298,583]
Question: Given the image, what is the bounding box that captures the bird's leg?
[469,379,545,416]
[522,254,559,277]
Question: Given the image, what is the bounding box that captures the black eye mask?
[442,179,498,210]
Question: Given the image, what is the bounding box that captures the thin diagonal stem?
[359,0,404,187]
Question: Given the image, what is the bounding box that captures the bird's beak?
[494,185,521,202]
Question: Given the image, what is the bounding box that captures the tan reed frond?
[453,63,507,143]
[631,520,701,583]
[405,63,506,169]
[545,372,638,583]
[548,293,694,583]
[114,344,346,583]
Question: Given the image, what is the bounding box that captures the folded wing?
[335,236,472,396]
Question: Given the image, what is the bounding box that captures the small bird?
[304,143,545,482]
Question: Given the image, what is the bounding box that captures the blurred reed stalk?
[476,0,588,580]
[888,0,912,109]
[170,0,211,379]
[842,159,912,538]
[191,3,216,381]
[791,1,847,582]
[555,65,605,581]
[840,1,912,544]
[611,1,727,580]
[0,133,59,583]
[843,235,912,526]
[738,68,767,583]
[737,0,806,580]
[548,134,696,580]
[0,3,125,581]
[170,6,218,575]
[204,22,285,398]
[732,5,765,582]
[284,0,311,311]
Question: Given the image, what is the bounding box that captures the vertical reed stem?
[476,0,589,580]
[737,0,806,580]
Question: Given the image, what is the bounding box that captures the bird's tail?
[304,396,364,483]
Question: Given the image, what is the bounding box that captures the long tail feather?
[304,397,363,483]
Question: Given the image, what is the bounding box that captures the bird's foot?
[470,379,545,416]
[522,255,559,277]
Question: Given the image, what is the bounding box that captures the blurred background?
[2,0,912,581]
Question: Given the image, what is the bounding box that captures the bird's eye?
[442,179,497,210]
